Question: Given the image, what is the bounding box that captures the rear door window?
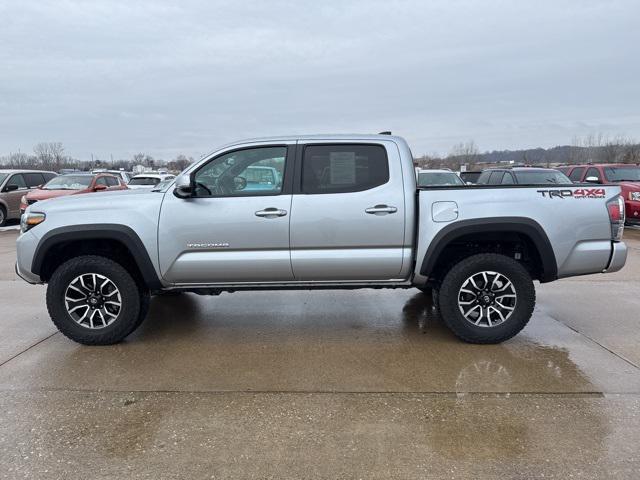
[301,144,389,194]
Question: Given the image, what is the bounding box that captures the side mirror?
[173,174,193,199]
[585,176,600,184]
[94,184,107,191]
[4,184,19,192]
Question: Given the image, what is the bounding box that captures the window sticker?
[330,152,356,185]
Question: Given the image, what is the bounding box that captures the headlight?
[629,191,640,202]
[20,212,46,233]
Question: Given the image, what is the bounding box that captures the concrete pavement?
[1,229,639,478]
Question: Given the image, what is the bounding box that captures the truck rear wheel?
[46,255,146,345]
[438,253,535,344]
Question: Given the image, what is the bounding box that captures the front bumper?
[15,230,43,284]
[604,241,627,274]
[15,261,40,284]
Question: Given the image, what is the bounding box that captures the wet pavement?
[1,229,639,478]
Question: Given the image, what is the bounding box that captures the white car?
[127,173,175,190]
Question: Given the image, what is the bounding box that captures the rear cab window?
[301,144,389,194]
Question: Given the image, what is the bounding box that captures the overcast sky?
[1,0,639,160]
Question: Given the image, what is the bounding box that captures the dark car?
[459,171,482,184]
[0,169,57,226]
[476,167,571,186]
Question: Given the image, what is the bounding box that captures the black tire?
[438,253,535,344]
[46,255,143,345]
[126,287,151,336]
[0,205,6,227]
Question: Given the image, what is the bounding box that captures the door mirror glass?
[585,176,600,183]
[94,184,107,191]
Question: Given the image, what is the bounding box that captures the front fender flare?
[31,224,162,290]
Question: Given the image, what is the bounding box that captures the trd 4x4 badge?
[537,188,606,199]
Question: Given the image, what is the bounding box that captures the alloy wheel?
[64,273,122,329]
[457,270,517,328]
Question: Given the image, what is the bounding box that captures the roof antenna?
[378,131,392,135]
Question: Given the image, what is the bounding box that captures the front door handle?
[365,205,398,215]
[255,208,287,218]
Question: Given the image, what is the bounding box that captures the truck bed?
[414,183,625,282]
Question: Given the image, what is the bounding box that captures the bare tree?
[132,153,156,168]
[448,140,480,170]
[621,139,640,164]
[601,136,625,163]
[33,142,65,170]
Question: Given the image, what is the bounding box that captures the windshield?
[43,175,93,190]
[514,170,571,184]
[418,172,464,186]
[129,177,161,186]
[604,166,640,182]
[0,173,8,185]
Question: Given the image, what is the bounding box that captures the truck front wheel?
[438,253,535,344]
[46,255,148,345]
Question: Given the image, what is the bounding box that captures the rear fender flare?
[420,217,558,283]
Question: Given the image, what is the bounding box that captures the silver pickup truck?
[16,134,627,345]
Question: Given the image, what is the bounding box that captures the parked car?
[20,172,127,214]
[417,169,465,187]
[127,173,175,189]
[16,134,627,346]
[459,171,482,184]
[559,164,640,225]
[476,167,572,185]
[92,169,133,184]
[0,169,57,226]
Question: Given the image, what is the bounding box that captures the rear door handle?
[365,205,398,215]
[255,208,287,218]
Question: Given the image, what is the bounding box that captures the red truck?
[558,164,640,225]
